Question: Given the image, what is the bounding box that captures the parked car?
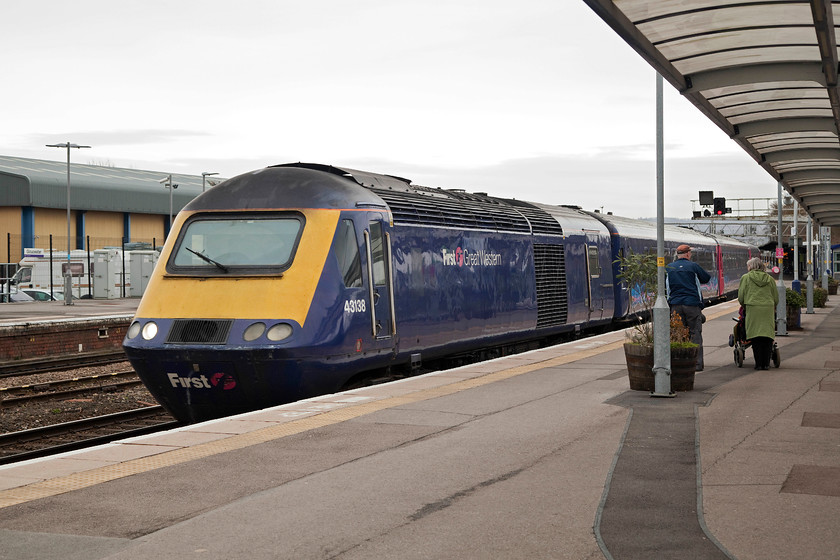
[0,291,34,302]
[21,289,75,301]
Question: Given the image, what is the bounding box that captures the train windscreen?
[169,213,303,274]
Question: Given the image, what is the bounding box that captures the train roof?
[273,164,567,236]
[581,210,716,246]
[184,163,754,251]
[182,165,387,212]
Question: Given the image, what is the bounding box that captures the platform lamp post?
[46,142,91,306]
[776,181,787,336]
[201,172,218,193]
[159,175,179,234]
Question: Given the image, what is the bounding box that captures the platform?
[0,298,139,326]
[0,299,139,361]
[0,298,837,560]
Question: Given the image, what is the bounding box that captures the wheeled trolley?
[729,312,780,368]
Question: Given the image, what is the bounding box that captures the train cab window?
[335,219,362,288]
[168,214,303,274]
[587,246,601,278]
[368,221,386,286]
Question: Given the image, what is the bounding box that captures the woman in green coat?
[738,258,779,370]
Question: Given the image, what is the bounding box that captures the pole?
[201,172,218,193]
[168,174,173,226]
[776,182,787,335]
[46,142,91,305]
[822,227,830,290]
[806,217,814,313]
[65,143,71,304]
[652,72,672,397]
[793,199,799,283]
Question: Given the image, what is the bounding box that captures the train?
[122,163,759,422]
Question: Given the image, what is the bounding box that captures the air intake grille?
[371,189,532,233]
[503,201,564,236]
[534,244,568,327]
[166,319,233,344]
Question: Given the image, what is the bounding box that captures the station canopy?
[585,0,840,226]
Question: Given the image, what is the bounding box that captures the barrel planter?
[624,343,698,392]
[670,345,699,391]
[786,306,802,330]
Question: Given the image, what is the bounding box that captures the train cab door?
[363,214,397,347]
[584,234,604,321]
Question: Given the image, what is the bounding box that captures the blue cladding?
[390,225,538,353]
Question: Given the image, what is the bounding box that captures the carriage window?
[169,214,303,273]
[587,246,601,278]
[369,221,386,286]
[696,251,714,277]
[335,219,362,287]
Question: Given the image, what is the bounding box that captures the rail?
[0,406,179,465]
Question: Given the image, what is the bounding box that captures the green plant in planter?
[786,287,805,309]
[669,309,699,348]
[814,286,827,308]
[614,251,698,349]
[615,252,657,346]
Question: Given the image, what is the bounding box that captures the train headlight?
[266,322,293,341]
[127,321,142,339]
[243,322,266,341]
[141,321,159,340]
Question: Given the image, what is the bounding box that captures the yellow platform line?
[0,337,631,508]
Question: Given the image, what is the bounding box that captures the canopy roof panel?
[585,0,840,226]
[0,156,226,214]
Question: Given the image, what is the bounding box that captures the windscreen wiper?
[185,247,229,272]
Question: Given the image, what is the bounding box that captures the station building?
[0,155,224,263]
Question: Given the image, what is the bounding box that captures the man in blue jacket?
[666,244,712,371]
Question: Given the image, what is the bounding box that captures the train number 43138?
[344,299,366,313]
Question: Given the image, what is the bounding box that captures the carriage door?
[584,234,603,320]
[364,216,396,342]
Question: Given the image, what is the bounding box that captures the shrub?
[615,252,657,346]
[814,286,827,308]
[786,287,805,308]
[670,310,690,343]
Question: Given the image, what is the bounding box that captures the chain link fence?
[2,233,162,301]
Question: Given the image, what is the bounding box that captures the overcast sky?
[1,1,778,218]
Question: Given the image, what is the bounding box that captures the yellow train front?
[123,165,401,422]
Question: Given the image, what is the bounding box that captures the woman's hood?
[747,269,773,287]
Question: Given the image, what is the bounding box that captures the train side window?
[697,251,714,275]
[587,246,601,278]
[335,219,362,288]
[368,221,386,286]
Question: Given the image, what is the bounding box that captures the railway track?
[0,370,142,405]
[0,406,180,465]
[0,350,128,378]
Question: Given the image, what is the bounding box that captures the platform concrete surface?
[0,298,139,325]
[0,299,837,560]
